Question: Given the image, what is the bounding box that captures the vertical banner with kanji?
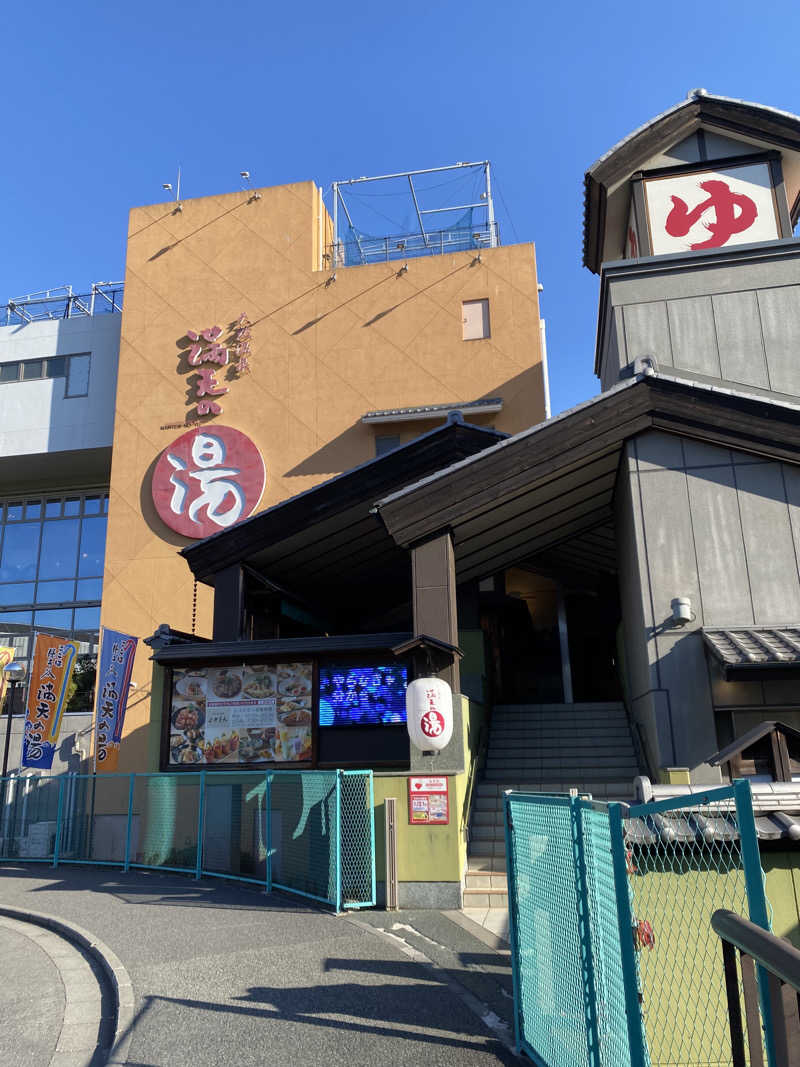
[0,646,15,714]
[94,629,138,771]
[22,634,78,769]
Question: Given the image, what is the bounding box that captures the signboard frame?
[407,775,450,826]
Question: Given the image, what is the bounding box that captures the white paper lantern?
[406,676,453,752]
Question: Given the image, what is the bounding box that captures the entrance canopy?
[374,373,800,583]
[181,415,505,626]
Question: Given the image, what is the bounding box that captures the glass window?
[0,495,106,702]
[46,356,66,378]
[74,605,100,632]
[102,495,109,514]
[21,360,44,380]
[0,583,35,606]
[0,523,41,581]
[78,516,107,577]
[76,578,102,601]
[34,608,73,634]
[66,354,90,397]
[0,363,19,383]
[39,519,80,580]
[36,580,75,604]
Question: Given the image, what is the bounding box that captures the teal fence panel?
[129,772,202,874]
[623,782,772,1067]
[0,768,375,911]
[505,792,633,1067]
[340,770,376,908]
[0,775,62,863]
[506,781,772,1067]
[58,773,130,866]
[200,771,270,888]
[269,770,340,906]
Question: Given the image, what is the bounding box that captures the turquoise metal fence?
[504,792,635,1067]
[0,769,375,911]
[505,782,772,1067]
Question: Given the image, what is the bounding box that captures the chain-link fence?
[0,769,375,910]
[624,781,771,1067]
[505,793,634,1067]
[505,782,772,1067]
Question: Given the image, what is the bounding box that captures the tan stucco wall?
[101,180,544,770]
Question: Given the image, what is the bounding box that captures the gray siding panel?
[734,459,800,622]
[757,286,800,396]
[685,464,753,626]
[623,300,673,368]
[667,296,721,379]
[712,290,770,389]
[637,466,702,627]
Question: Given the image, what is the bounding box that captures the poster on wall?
[168,662,312,767]
[94,629,138,772]
[407,776,450,825]
[22,633,78,769]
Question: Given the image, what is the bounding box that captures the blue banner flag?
[94,628,138,770]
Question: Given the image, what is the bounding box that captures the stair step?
[464,871,508,891]
[462,888,508,909]
[467,854,508,873]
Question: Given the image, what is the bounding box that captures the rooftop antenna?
[162,165,181,202]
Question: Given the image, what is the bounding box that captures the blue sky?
[3,0,799,414]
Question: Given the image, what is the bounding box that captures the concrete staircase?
[463,702,641,912]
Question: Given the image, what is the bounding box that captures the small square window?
[462,298,490,340]
[64,498,80,517]
[0,363,20,383]
[66,354,90,397]
[5,503,23,522]
[83,496,102,515]
[21,360,44,380]
[45,500,61,517]
[25,501,41,519]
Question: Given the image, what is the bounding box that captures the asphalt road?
[0,866,519,1067]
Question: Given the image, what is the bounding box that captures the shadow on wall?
[284,364,547,481]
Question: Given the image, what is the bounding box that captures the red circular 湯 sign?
[421,709,446,738]
[151,425,266,539]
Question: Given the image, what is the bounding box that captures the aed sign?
[643,161,779,256]
[152,425,266,539]
[408,775,449,825]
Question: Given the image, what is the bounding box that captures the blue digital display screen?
[318,664,408,726]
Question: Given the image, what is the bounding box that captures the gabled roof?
[375,373,800,583]
[180,416,505,614]
[583,90,800,273]
[707,721,800,768]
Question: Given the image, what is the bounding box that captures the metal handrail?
[713,909,800,990]
[461,722,489,836]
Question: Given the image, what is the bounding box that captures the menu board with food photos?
[168,662,313,767]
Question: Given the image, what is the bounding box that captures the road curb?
[0,904,135,1065]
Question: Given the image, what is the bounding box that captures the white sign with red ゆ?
[643,161,779,257]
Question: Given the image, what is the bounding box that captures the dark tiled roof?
[702,627,800,668]
[362,398,503,422]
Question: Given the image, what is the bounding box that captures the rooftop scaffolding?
[327,161,498,268]
[1,282,124,326]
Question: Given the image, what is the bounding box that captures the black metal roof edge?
[181,418,506,581]
[706,720,800,766]
[144,624,211,650]
[582,92,800,273]
[374,372,800,530]
[151,631,413,664]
